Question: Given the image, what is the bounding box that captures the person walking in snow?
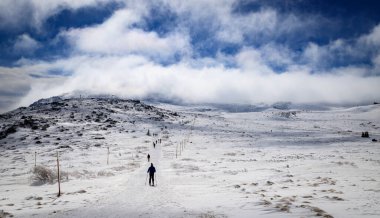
[147,154,150,162]
[147,163,156,186]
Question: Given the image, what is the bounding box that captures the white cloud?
[13,34,40,54]
[0,67,32,113]
[372,54,380,75]
[7,54,380,110]
[359,24,380,47]
[235,48,274,75]
[300,23,380,71]
[63,8,191,61]
[259,43,295,68]
[158,0,320,46]
[216,9,278,44]
[301,40,352,68]
[0,0,117,31]
[302,42,327,66]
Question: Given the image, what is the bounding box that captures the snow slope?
[1,97,380,217]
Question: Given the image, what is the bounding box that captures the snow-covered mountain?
[1,95,380,218]
[0,95,182,143]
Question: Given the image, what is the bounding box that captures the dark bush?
[362,132,369,138]
[0,125,17,139]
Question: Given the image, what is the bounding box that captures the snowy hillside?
[1,96,380,218]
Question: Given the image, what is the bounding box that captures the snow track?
[52,124,212,218]
[55,139,186,218]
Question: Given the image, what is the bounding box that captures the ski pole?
[145,173,148,186]
[155,174,157,186]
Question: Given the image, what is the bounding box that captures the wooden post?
[57,151,61,197]
[107,147,110,165]
[34,151,37,167]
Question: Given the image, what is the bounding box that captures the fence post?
[57,151,61,197]
[107,147,110,165]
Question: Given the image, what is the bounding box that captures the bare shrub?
[112,166,127,171]
[30,165,56,185]
[70,170,95,179]
[97,170,114,177]
[30,165,68,185]
[198,211,227,218]
[0,210,13,218]
[224,152,236,156]
[127,162,140,169]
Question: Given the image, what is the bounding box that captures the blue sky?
[1,0,380,112]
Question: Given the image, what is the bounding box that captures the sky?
[1,0,380,112]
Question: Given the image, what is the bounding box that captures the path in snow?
[55,138,186,218]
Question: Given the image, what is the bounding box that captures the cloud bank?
[0,0,380,112]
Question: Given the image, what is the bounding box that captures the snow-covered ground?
[1,96,380,218]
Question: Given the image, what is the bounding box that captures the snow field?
[1,98,380,217]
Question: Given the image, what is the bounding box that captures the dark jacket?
[147,166,156,175]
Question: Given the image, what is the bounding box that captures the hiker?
[147,163,156,186]
[147,154,150,162]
